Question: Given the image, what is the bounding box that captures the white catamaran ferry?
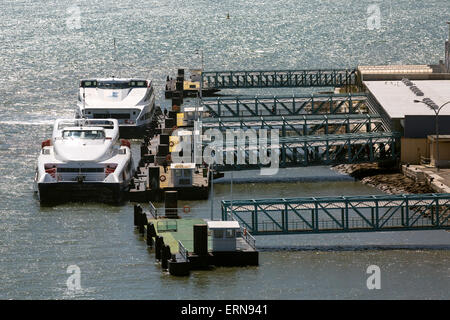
[34,119,135,204]
[76,78,156,138]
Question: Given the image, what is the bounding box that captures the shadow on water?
[258,244,450,252]
[37,199,128,208]
[214,175,354,184]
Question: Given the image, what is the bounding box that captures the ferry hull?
[37,182,128,204]
[119,124,149,139]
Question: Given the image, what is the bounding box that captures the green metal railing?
[201,69,358,89]
[149,202,158,219]
[201,93,367,117]
[201,132,400,171]
[157,220,178,232]
[201,114,385,136]
[178,240,189,261]
[221,193,450,235]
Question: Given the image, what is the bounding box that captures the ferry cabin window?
[62,130,105,139]
[130,80,147,88]
[98,81,130,89]
[81,80,97,88]
[93,113,130,120]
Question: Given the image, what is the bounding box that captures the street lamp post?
[414,99,450,172]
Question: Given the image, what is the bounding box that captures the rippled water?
[1,0,450,299]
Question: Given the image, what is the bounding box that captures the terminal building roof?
[364,80,450,119]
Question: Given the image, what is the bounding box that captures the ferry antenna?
[112,37,117,78]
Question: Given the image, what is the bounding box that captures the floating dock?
[129,105,210,202]
[165,68,220,99]
[133,203,258,277]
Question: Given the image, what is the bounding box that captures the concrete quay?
[402,164,450,193]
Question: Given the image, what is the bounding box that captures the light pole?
[414,99,450,172]
[230,171,233,220]
[210,162,214,221]
[446,21,450,72]
[194,49,204,121]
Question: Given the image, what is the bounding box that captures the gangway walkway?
[201,69,358,89]
[221,193,450,235]
[201,93,367,117]
[201,132,400,171]
[200,114,385,136]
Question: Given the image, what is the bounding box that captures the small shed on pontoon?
[170,163,195,187]
[207,221,240,252]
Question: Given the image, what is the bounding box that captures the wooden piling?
[155,236,163,260]
[146,223,154,247]
[161,245,171,270]
[138,208,146,234]
[133,204,139,227]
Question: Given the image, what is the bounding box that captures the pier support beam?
[133,204,141,227]
[146,222,155,247]
[193,224,208,256]
[161,245,171,270]
[155,236,163,260]
[165,191,179,219]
